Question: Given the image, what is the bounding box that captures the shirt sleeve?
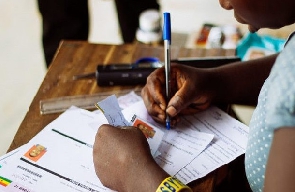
[266,36,295,130]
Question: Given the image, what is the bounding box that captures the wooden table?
[7,40,236,191]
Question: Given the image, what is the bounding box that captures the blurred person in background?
[38,0,159,67]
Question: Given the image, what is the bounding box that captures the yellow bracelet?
[156,177,193,192]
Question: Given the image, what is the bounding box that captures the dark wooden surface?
[7,40,236,192]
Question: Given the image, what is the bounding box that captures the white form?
[175,107,249,183]
[0,107,112,192]
[121,99,248,184]
[0,93,248,190]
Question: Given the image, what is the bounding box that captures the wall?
[88,0,295,45]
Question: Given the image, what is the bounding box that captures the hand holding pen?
[141,13,214,128]
[163,12,171,130]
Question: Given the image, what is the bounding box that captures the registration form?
[0,92,248,191]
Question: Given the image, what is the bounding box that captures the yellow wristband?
[156,177,193,192]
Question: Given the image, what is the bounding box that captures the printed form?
[121,97,248,183]
[0,92,249,191]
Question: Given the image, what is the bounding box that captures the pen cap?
[163,12,171,42]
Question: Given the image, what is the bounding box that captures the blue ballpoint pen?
[163,12,171,130]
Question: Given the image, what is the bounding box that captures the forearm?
[125,159,192,192]
[264,127,295,192]
[210,54,277,106]
[124,160,169,192]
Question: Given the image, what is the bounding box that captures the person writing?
[93,0,295,191]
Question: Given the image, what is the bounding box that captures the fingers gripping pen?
[163,12,171,130]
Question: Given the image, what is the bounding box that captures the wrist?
[125,156,169,192]
[156,176,193,192]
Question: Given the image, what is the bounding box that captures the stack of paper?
[0,91,249,192]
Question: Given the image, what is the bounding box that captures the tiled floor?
[0,0,257,156]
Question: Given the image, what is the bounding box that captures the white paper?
[0,108,110,192]
[117,91,142,109]
[175,108,249,183]
[155,128,214,175]
[0,92,249,191]
[121,99,248,183]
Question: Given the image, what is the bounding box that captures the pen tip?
[166,121,171,130]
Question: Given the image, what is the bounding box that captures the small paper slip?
[96,94,131,127]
